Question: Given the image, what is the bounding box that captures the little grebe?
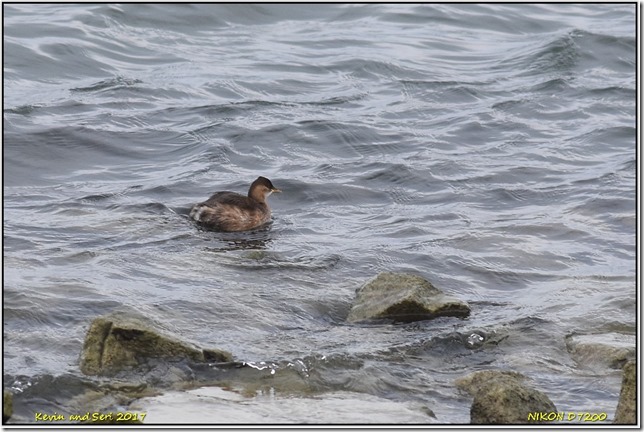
[190,176,281,232]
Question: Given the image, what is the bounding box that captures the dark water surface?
[3,3,636,424]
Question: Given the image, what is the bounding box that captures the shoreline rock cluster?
[3,272,635,425]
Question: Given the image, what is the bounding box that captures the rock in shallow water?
[3,390,12,423]
[565,332,635,370]
[614,360,636,424]
[80,312,233,376]
[458,370,557,425]
[347,272,470,323]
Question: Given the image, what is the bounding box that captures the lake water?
[3,3,637,425]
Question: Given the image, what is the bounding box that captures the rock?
[614,360,636,424]
[347,272,470,323]
[455,370,527,396]
[3,390,12,423]
[203,348,234,363]
[80,312,233,376]
[565,332,635,370]
[458,370,557,424]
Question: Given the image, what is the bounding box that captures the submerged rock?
[3,390,12,423]
[347,272,470,323]
[458,370,557,424]
[80,312,233,376]
[614,360,636,424]
[565,332,635,370]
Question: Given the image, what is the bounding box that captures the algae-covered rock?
[455,370,527,396]
[347,272,470,323]
[458,370,557,424]
[565,332,635,370]
[80,312,233,376]
[614,360,636,424]
[203,348,235,363]
[3,390,12,423]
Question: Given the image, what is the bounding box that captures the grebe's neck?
[248,187,269,203]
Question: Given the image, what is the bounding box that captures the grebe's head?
[249,176,281,201]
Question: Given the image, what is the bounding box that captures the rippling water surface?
[3,3,636,424]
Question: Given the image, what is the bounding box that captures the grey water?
[3,3,636,425]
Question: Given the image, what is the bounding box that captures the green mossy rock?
[565,332,635,370]
[3,390,12,423]
[455,370,528,396]
[614,360,636,424]
[347,272,470,323]
[458,370,557,425]
[80,312,233,376]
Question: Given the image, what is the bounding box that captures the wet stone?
[3,390,12,423]
[565,332,635,370]
[614,360,636,424]
[80,311,233,376]
[457,370,557,425]
[347,272,470,323]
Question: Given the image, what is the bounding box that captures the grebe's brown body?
[190,176,281,232]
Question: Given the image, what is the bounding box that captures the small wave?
[214,250,342,271]
[529,32,581,73]
[361,163,430,188]
[4,104,42,115]
[331,58,426,81]
[71,76,142,93]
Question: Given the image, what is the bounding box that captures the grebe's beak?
[271,188,282,193]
